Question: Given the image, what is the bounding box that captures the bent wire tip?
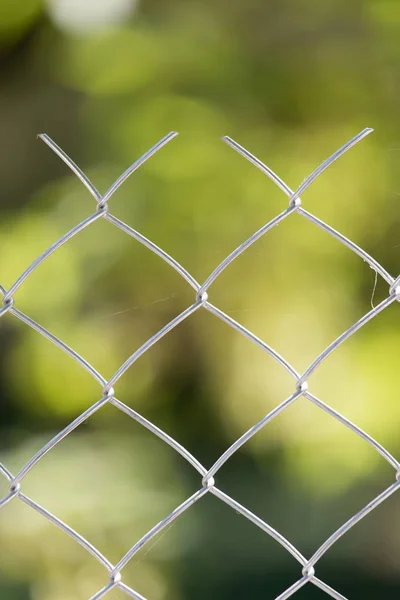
[221,135,235,144]
[38,133,56,149]
[357,127,374,140]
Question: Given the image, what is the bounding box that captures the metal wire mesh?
[1,127,399,600]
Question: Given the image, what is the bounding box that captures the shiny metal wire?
[0,128,398,600]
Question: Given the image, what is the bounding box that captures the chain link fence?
[0,128,399,600]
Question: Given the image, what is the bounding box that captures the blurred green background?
[1,0,400,599]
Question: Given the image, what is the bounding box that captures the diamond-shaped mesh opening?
[7,427,185,549]
[174,493,303,600]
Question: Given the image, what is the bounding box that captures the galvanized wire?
[1,128,399,600]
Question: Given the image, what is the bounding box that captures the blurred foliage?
[0,0,400,599]
[0,0,43,42]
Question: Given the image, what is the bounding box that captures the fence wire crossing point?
[1,128,399,600]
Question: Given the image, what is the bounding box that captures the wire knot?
[109,571,122,584]
[102,385,115,399]
[97,200,109,213]
[9,481,21,494]
[0,295,14,316]
[296,380,308,393]
[196,290,209,304]
[202,475,215,489]
[302,564,315,578]
[390,284,400,302]
[289,196,301,208]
